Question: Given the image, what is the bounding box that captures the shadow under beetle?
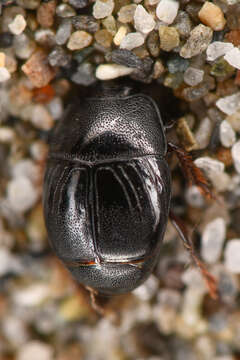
[43,85,217,307]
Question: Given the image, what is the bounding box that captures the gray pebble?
[56,19,72,45]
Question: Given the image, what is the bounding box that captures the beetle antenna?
[169,211,218,300]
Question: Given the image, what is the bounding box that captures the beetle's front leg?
[86,286,106,316]
[167,142,214,200]
[169,211,218,300]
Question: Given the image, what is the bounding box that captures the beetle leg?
[169,211,218,300]
[167,142,214,200]
[86,286,106,316]
[86,287,122,322]
[164,119,176,131]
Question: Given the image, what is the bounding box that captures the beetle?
[43,84,217,304]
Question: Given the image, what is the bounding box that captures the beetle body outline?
[43,88,171,295]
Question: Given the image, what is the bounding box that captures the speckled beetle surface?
[43,86,215,298]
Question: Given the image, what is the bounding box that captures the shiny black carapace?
[43,86,217,299]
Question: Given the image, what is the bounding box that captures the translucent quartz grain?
[56,19,72,45]
[0,67,11,82]
[232,140,240,173]
[56,3,76,17]
[206,41,234,61]
[216,92,240,115]
[194,157,231,191]
[195,117,213,149]
[17,341,53,360]
[8,14,26,35]
[120,32,144,50]
[93,0,114,19]
[201,218,226,264]
[225,239,240,273]
[134,5,155,34]
[156,0,179,24]
[14,33,36,59]
[219,120,236,148]
[224,47,240,69]
[7,177,38,213]
[184,67,204,86]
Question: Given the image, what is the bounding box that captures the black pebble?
[69,0,90,9]
[0,32,13,48]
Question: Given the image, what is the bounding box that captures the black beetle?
[43,85,217,300]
